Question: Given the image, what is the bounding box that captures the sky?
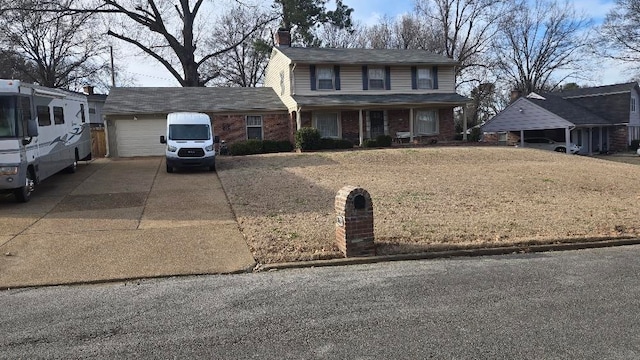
[118,0,629,88]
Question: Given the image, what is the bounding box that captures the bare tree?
[493,0,593,94]
[414,0,509,82]
[600,0,640,64]
[0,0,108,89]
[206,5,276,87]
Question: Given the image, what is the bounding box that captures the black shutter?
[362,66,368,90]
[334,65,341,90]
[310,65,316,91]
[411,66,417,90]
[433,66,439,89]
[384,66,391,90]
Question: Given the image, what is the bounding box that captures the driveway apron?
[0,158,255,288]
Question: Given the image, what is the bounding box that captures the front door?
[370,111,384,138]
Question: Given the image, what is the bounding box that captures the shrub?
[630,139,640,151]
[320,137,337,149]
[454,134,463,141]
[276,140,294,152]
[229,139,263,156]
[262,140,280,153]
[376,135,393,147]
[362,139,378,148]
[295,127,321,151]
[334,139,353,149]
[468,127,482,142]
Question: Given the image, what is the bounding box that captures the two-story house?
[482,83,640,154]
[264,30,470,145]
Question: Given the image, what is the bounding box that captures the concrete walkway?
[0,158,255,289]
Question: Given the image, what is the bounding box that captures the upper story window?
[317,66,334,90]
[417,68,433,89]
[632,97,637,113]
[368,67,385,90]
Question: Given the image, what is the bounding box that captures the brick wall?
[438,108,455,141]
[388,110,411,136]
[211,113,291,144]
[610,125,628,152]
[341,111,360,144]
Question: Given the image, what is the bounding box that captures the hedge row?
[229,139,294,156]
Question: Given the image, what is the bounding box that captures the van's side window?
[37,105,51,126]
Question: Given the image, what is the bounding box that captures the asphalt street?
[3,245,640,359]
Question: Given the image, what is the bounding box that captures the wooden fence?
[91,128,107,158]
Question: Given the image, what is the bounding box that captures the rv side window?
[53,106,64,124]
[37,105,51,126]
[80,104,86,123]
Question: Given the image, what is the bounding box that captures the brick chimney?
[83,85,95,95]
[275,28,291,47]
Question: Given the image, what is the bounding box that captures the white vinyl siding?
[264,49,297,111]
[246,115,263,140]
[414,110,438,135]
[313,112,340,138]
[294,65,455,95]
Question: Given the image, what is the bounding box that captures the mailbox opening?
[354,194,365,209]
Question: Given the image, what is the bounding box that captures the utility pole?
[110,46,116,87]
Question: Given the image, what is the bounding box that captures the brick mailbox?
[335,186,375,257]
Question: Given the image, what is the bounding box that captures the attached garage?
[114,118,165,157]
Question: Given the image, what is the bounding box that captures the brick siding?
[211,113,291,144]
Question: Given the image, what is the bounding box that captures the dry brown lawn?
[217,147,640,264]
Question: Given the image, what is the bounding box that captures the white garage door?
[115,119,166,157]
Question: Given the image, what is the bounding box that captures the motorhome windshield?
[168,124,210,140]
[0,96,18,138]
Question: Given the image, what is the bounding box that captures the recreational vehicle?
[0,80,92,202]
[160,112,216,173]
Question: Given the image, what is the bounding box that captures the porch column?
[588,127,593,155]
[409,107,414,143]
[565,127,571,153]
[520,130,524,147]
[599,127,603,153]
[462,105,468,141]
[296,108,302,130]
[358,109,364,146]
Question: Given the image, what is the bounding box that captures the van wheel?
[14,170,35,202]
[209,163,216,172]
[166,164,174,173]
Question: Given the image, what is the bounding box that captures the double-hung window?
[314,112,339,138]
[246,115,263,140]
[632,97,637,112]
[316,66,334,90]
[368,67,385,90]
[417,68,433,89]
[414,110,438,135]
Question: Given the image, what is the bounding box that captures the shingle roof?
[276,47,459,65]
[293,93,470,107]
[528,93,612,126]
[554,82,639,98]
[103,87,287,115]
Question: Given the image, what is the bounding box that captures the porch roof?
[292,93,470,108]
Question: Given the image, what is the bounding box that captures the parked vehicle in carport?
[518,137,581,154]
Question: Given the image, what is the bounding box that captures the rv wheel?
[65,160,77,173]
[14,171,35,203]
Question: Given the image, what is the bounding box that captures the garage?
[114,118,165,157]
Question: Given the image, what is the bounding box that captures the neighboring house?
[264,30,470,146]
[102,87,289,157]
[482,83,640,154]
[83,86,108,128]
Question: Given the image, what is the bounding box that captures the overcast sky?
[118,0,629,88]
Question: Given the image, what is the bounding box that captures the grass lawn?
[217,147,640,264]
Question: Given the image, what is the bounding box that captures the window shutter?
[384,66,391,90]
[362,66,368,90]
[334,65,341,90]
[411,66,417,90]
[433,66,438,89]
[310,65,316,91]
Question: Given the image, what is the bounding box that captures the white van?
[160,112,216,173]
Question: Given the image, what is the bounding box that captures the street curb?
[254,237,640,272]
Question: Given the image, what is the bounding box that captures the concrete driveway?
[0,158,255,289]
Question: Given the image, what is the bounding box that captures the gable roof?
[554,82,639,98]
[276,47,459,65]
[527,93,613,126]
[103,87,287,115]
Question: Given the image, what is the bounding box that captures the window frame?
[632,97,637,113]
[417,68,433,90]
[316,66,334,90]
[246,115,263,140]
[313,112,340,139]
[413,110,439,136]
[368,67,385,90]
[37,105,51,127]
